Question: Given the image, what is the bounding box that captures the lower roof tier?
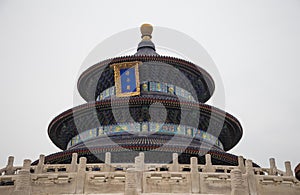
[48,96,242,151]
[31,143,258,167]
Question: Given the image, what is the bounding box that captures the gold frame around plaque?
[111,61,141,97]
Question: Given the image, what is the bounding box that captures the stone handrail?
[0,153,299,195]
[0,153,294,177]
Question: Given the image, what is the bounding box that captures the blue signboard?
[120,67,137,93]
[112,61,141,97]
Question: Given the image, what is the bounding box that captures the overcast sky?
[0,0,299,171]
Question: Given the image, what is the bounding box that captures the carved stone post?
[103,152,112,172]
[170,153,179,172]
[238,156,246,174]
[125,168,138,195]
[230,168,247,195]
[245,159,257,195]
[5,156,15,175]
[269,158,277,175]
[284,161,293,176]
[69,153,78,172]
[135,156,143,193]
[105,152,111,164]
[13,159,31,195]
[191,157,200,193]
[139,152,145,171]
[35,154,45,174]
[203,154,214,172]
[23,159,31,170]
[75,157,86,194]
[135,156,141,171]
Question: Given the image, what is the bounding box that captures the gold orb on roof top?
[140,23,153,40]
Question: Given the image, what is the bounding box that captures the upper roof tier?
[77,24,215,103]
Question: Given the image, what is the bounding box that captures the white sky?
[0,0,299,171]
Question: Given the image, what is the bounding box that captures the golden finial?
[140,23,153,40]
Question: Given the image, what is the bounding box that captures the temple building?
[0,24,299,195]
